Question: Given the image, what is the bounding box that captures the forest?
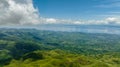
[0,28,120,67]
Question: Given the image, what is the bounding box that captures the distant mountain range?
[1,24,120,34]
[37,24,120,34]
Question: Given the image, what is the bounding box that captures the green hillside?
[0,28,119,67]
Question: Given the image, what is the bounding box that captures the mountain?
[37,24,120,34]
[0,28,119,67]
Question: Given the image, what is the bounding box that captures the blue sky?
[33,0,120,20]
[0,0,120,26]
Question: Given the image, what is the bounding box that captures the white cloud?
[0,0,40,26]
[46,18,57,23]
[66,17,120,25]
[105,17,120,24]
[44,17,120,25]
[106,17,117,22]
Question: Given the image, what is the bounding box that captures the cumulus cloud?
[0,0,40,26]
[46,18,57,23]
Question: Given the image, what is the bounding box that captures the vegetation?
[0,28,119,67]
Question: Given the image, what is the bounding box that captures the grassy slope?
[4,50,120,67]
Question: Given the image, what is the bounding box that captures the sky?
[0,0,120,26]
[33,0,120,20]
